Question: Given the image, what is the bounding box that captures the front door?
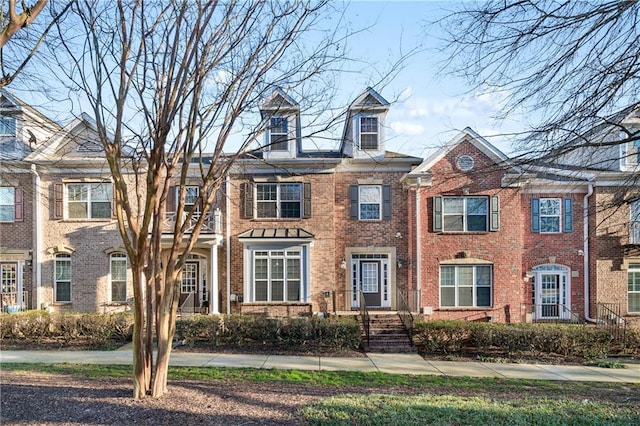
[361,261,381,307]
[533,265,569,320]
[180,262,199,312]
[1,263,18,309]
[540,274,560,318]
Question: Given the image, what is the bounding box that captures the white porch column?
[209,242,220,314]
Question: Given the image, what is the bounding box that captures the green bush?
[174,315,361,352]
[413,320,627,361]
[0,311,133,348]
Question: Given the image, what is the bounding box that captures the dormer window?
[269,117,289,151]
[623,139,640,167]
[0,116,16,136]
[360,116,378,150]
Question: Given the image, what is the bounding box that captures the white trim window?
[256,183,302,218]
[184,186,199,212]
[629,263,640,313]
[440,264,492,308]
[631,201,640,245]
[269,117,288,151]
[359,116,378,150]
[0,187,15,222]
[0,116,16,136]
[359,185,382,220]
[539,198,561,233]
[443,196,488,232]
[109,253,127,303]
[55,254,72,303]
[67,183,112,219]
[253,249,301,302]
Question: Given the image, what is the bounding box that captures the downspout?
[30,164,42,309]
[583,183,596,322]
[415,177,422,314]
[225,175,231,314]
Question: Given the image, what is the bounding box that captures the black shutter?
[382,185,391,219]
[302,182,311,218]
[433,196,443,232]
[14,187,23,222]
[531,198,540,233]
[167,186,176,213]
[241,183,254,219]
[490,195,500,231]
[349,185,359,219]
[54,183,63,219]
[563,198,573,232]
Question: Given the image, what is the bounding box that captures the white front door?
[533,265,569,319]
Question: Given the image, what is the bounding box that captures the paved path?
[1,350,638,383]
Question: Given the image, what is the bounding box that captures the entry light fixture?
[340,258,347,269]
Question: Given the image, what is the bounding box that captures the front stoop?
[360,313,415,353]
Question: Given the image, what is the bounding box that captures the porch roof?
[237,228,314,239]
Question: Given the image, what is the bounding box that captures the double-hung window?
[184,186,199,212]
[55,254,72,303]
[269,117,288,151]
[531,197,573,233]
[434,195,499,232]
[359,185,382,220]
[67,183,112,219]
[0,187,22,222]
[629,264,640,313]
[110,253,127,302]
[631,200,640,245]
[256,183,302,218]
[360,116,378,150]
[253,249,301,302]
[440,264,492,308]
[0,116,16,136]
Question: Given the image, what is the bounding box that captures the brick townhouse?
[404,121,639,326]
[1,87,638,326]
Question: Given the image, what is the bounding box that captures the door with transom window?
[350,254,390,308]
[532,265,570,320]
[179,262,200,313]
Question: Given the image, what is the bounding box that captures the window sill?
[52,302,72,305]
[438,231,489,235]
[61,219,114,223]
[438,307,493,311]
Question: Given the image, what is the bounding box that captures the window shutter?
[349,185,359,219]
[303,182,311,218]
[241,182,254,219]
[167,186,176,213]
[490,195,500,231]
[352,114,360,147]
[54,183,63,219]
[111,184,117,219]
[382,185,391,219]
[563,198,573,232]
[531,198,540,233]
[433,196,443,232]
[14,187,23,222]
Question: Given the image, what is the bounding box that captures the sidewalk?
[1,350,638,383]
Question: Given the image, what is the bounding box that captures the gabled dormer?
[259,88,301,160]
[341,87,389,159]
[620,109,640,171]
[0,90,61,160]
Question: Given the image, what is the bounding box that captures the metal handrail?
[359,291,370,346]
[596,303,627,344]
[396,290,414,340]
[525,303,583,324]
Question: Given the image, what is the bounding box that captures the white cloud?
[390,121,425,136]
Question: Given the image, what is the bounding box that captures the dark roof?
[237,228,314,239]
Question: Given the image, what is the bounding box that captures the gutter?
[226,174,231,314]
[30,164,42,309]
[415,177,422,314]
[583,183,596,323]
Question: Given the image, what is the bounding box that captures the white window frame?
[442,196,488,232]
[440,264,492,308]
[184,186,200,212]
[359,116,378,150]
[255,183,302,219]
[631,201,640,245]
[539,198,562,233]
[0,187,15,222]
[181,262,198,294]
[109,253,127,303]
[269,117,289,151]
[358,185,382,220]
[66,182,112,219]
[0,116,16,136]
[629,263,640,313]
[252,249,302,302]
[55,254,72,303]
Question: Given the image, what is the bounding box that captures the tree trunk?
[131,264,149,398]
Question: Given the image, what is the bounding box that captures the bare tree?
[45,0,348,399]
[0,0,74,87]
[440,0,640,179]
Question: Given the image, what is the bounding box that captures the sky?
[331,1,525,158]
[13,1,526,160]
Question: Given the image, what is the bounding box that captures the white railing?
[164,208,222,234]
[631,221,640,245]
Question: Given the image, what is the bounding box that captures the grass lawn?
[3,363,639,425]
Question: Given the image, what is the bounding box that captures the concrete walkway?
[1,350,638,383]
